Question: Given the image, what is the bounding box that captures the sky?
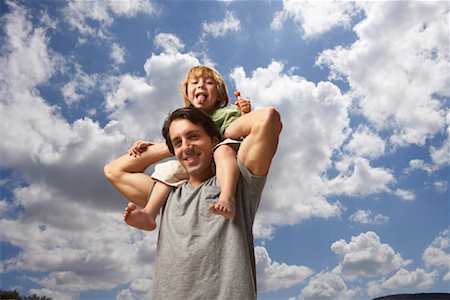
[0,0,449,299]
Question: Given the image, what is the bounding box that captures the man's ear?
[212,137,219,147]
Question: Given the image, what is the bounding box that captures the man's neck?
[188,171,214,188]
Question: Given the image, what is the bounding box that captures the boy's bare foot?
[208,196,235,219]
[124,202,157,231]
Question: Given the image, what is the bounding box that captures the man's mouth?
[183,153,201,163]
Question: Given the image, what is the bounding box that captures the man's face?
[186,76,219,113]
[169,119,217,184]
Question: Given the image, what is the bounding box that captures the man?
[104,107,282,299]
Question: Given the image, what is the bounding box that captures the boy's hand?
[234,91,251,114]
[236,98,251,114]
[128,140,153,157]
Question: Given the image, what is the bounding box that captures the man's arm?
[225,107,282,176]
[104,142,172,207]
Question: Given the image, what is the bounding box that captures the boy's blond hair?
[181,65,230,109]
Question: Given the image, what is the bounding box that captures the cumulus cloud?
[202,11,240,38]
[349,209,389,225]
[231,61,349,226]
[331,231,410,280]
[0,3,157,297]
[64,0,156,42]
[344,125,385,159]
[0,186,158,298]
[61,64,100,105]
[392,188,416,201]
[382,268,437,290]
[110,42,126,65]
[153,33,185,54]
[255,246,313,292]
[316,2,449,148]
[299,272,358,300]
[423,230,450,280]
[326,158,394,197]
[433,180,448,193]
[271,0,361,39]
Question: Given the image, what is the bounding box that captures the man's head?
[162,107,221,183]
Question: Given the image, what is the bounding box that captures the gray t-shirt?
[152,159,267,299]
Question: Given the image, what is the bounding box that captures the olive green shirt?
[209,105,241,136]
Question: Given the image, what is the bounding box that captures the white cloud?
[326,158,394,197]
[349,209,389,225]
[116,278,153,300]
[423,230,450,273]
[344,125,385,159]
[316,2,449,147]
[0,3,158,297]
[255,246,313,292]
[392,188,415,201]
[406,159,437,175]
[366,280,384,298]
[0,185,157,298]
[299,272,358,300]
[110,43,126,65]
[0,1,61,90]
[433,180,448,193]
[382,268,437,290]
[108,0,155,18]
[231,61,349,226]
[331,231,410,280]
[271,0,361,39]
[61,65,99,105]
[253,223,276,240]
[64,0,156,41]
[202,11,240,38]
[153,33,185,54]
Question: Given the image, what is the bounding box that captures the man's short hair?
[162,107,222,155]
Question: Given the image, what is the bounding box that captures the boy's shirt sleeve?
[210,105,241,136]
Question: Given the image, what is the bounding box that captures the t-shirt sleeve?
[210,105,242,136]
[237,159,266,191]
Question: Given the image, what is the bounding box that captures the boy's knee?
[214,143,237,157]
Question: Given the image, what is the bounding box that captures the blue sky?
[0,1,449,299]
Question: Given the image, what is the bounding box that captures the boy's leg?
[124,181,172,231]
[209,145,239,219]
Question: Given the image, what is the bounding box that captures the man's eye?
[189,134,198,140]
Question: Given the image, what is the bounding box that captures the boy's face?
[169,118,217,184]
[186,76,219,113]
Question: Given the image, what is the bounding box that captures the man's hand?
[128,140,153,157]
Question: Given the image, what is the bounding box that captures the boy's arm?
[229,107,282,176]
[104,142,172,207]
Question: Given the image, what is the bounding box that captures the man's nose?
[181,140,193,151]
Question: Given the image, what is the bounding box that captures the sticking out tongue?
[197,94,206,105]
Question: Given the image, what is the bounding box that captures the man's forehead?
[169,119,205,136]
